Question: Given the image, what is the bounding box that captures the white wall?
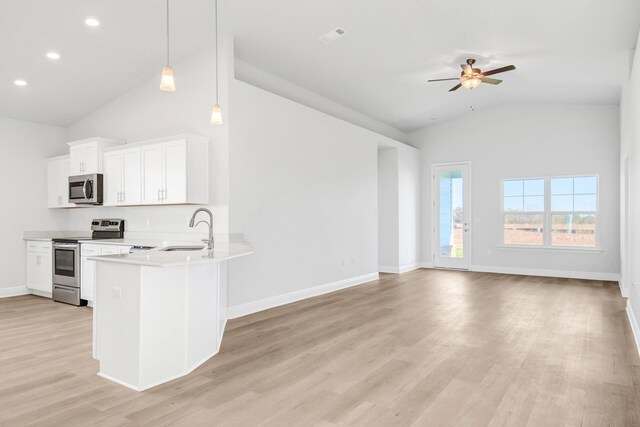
[378,148,399,270]
[410,104,620,279]
[398,144,421,270]
[227,78,419,314]
[64,40,234,237]
[0,117,68,294]
[620,32,640,348]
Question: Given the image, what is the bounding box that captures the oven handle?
[53,244,79,249]
[82,178,89,200]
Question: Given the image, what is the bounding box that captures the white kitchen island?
[90,241,253,391]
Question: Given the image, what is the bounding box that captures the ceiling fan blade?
[449,83,462,92]
[480,77,503,85]
[482,65,516,77]
[461,64,472,75]
[428,77,460,82]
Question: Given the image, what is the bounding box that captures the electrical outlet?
[112,287,122,299]
[146,217,151,226]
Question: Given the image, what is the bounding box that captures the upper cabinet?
[140,136,208,205]
[47,155,73,208]
[68,138,123,175]
[103,147,142,206]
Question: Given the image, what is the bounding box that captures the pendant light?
[160,0,176,92]
[210,0,223,124]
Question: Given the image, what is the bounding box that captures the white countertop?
[88,241,253,267]
[79,238,201,247]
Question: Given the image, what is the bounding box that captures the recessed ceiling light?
[46,51,61,60]
[84,17,100,27]
[14,80,28,87]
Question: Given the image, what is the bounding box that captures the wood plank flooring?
[1,270,639,426]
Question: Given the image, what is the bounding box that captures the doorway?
[433,163,471,269]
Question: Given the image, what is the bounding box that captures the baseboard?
[399,263,420,273]
[227,272,379,319]
[0,286,30,298]
[379,264,420,274]
[619,278,630,298]
[626,301,640,358]
[470,265,620,282]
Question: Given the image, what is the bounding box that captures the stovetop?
[52,219,125,244]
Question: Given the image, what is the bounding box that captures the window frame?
[500,174,599,250]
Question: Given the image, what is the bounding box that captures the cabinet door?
[81,257,96,302]
[38,254,52,293]
[141,144,165,204]
[163,141,187,204]
[82,144,99,174]
[26,253,52,293]
[69,146,84,175]
[59,157,72,207]
[103,152,122,206]
[122,148,141,205]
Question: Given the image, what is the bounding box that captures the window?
[550,176,597,247]
[502,179,545,246]
[502,176,598,248]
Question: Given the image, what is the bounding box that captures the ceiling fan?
[428,59,516,92]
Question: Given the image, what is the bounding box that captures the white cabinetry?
[68,138,122,175]
[26,241,52,295]
[140,136,208,205]
[103,148,141,206]
[47,156,73,208]
[81,244,132,302]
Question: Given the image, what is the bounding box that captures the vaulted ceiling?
[1,0,639,133]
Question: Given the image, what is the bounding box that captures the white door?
[433,163,471,269]
[141,144,165,204]
[103,152,122,206]
[163,141,187,204]
[122,148,141,205]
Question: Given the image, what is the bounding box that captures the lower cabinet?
[81,244,131,303]
[26,241,53,294]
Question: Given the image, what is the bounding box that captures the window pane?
[524,179,544,196]
[504,180,523,197]
[503,214,544,245]
[504,196,523,212]
[551,195,573,211]
[551,214,596,247]
[551,178,573,195]
[574,176,597,194]
[523,196,544,212]
[574,194,597,211]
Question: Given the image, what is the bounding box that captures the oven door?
[53,244,80,287]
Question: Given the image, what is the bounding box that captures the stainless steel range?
[52,219,125,306]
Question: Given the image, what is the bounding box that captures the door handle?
[82,179,89,200]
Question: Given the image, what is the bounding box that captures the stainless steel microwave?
[68,173,103,205]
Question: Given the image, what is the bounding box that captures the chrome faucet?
[189,208,214,250]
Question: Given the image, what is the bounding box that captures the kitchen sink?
[157,245,206,252]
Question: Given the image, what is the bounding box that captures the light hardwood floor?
[1,270,639,426]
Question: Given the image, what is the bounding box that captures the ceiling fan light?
[461,77,481,89]
[211,103,223,125]
[160,65,176,92]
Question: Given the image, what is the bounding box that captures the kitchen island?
[90,241,253,391]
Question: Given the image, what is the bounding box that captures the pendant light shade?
[160,0,176,92]
[211,0,223,124]
[160,65,176,92]
[211,104,223,124]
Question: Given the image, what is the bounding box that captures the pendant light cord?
[215,0,219,104]
[166,0,170,65]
